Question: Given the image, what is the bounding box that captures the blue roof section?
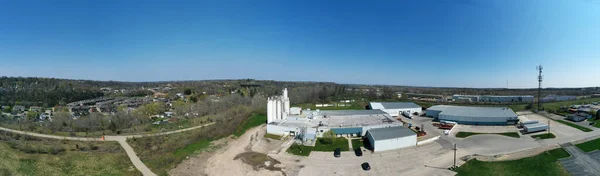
[331,127,362,134]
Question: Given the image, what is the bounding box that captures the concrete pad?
[457,134,540,155]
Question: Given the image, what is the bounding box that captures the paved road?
[0,122,215,176]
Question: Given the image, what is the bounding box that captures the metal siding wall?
[373,135,417,152]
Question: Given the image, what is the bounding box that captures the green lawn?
[351,139,364,149]
[531,133,556,139]
[455,132,520,138]
[575,137,600,152]
[233,114,267,137]
[173,139,212,158]
[0,142,140,176]
[455,148,571,176]
[555,120,593,132]
[313,138,350,151]
[543,98,600,112]
[264,133,282,140]
[286,143,313,156]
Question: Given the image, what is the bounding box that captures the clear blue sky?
[1,0,599,88]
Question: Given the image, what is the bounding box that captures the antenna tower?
[537,65,543,111]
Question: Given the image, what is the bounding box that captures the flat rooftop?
[370,102,421,110]
[429,105,517,118]
[272,109,401,129]
[368,126,415,140]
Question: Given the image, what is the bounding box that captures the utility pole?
[537,65,544,111]
[453,144,457,169]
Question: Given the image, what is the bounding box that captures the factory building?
[542,95,577,102]
[426,105,519,125]
[266,88,413,150]
[452,95,534,103]
[366,126,417,152]
[369,102,422,117]
[267,88,290,123]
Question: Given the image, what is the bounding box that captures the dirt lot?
[169,125,288,176]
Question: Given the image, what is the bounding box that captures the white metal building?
[452,95,534,103]
[426,105,518,125]
[366,126,416,152]
[369,102,422,117]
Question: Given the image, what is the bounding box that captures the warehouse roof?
[370,102,421,110]
[320,109,387,116]
[430,105,517,118]
[367,126,415,140]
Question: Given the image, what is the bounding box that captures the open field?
[455,148,570,176]
[531,133,556,139]
[455,132,520,138]
[234,114,267,137]
[543,98,600,111]
[555,120,593,132]
[0,131,140,176]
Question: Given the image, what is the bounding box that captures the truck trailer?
[523,123,548,133]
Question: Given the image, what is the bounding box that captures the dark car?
[354,148,363,156]
[334,148,341,157]
[361,162,371,171]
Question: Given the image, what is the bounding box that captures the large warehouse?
[369,102,422,117]
[366,126,417,152]
[426,105,519,125]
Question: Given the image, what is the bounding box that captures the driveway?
[559,143,600,176]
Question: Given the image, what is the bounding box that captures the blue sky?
[0,0,599,88]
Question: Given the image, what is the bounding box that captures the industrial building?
[369,102,422,117]
[452,95,534,103]
[542,95,577,102]
[266,88,416,151]
[365,126,417,152]
[426,105,519,125]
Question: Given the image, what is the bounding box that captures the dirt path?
[170,125,286,176]
[0,123,215,176]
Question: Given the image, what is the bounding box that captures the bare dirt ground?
[169,125,288,176]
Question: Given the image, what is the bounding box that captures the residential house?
[12,105,25,112]
[29,106,42,112]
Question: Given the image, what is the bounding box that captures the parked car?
[354,148,363,156]
[334,148,341,158]
[361,162,371,171]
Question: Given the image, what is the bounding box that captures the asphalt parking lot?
[559,143,600,176]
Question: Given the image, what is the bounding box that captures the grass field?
[264,133,282,140]
[351,139,364,149]
[556,120,593,132]
[455,148,570,176]
[314,138,350,151]
[543,98,600,112]
[286,143,314,156]
[531,133,556,139]
[173,139,212,158]
[455,132,520,138]
[0,139,140,176]
[233,114,267,137]
[575,137,600,152]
